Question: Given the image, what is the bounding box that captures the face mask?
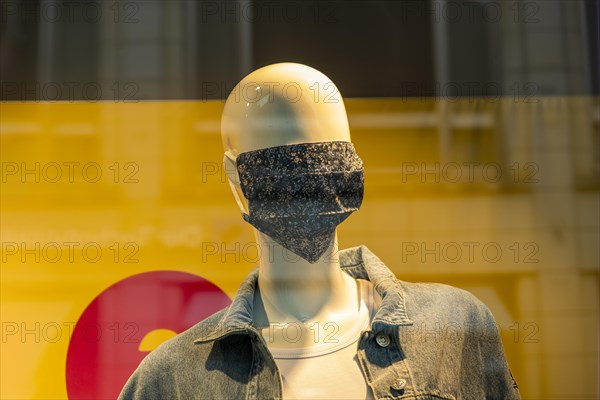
[235,141,364,263]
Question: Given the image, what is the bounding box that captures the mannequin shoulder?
[147,307,227,360]
[118,309,230,399]
[398,280,497,324]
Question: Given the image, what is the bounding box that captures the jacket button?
[391,379,406,391]
[375,333,391,347]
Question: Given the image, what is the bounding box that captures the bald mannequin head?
[221,62,351,156]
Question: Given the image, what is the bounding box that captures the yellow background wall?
[1,97,598,399]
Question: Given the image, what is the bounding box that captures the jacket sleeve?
[117,352,177,400]
[465,300,521,400]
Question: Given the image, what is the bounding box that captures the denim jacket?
[119,245,520,400]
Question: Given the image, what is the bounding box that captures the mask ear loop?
[223,150,250,217]
[228,179,250,218]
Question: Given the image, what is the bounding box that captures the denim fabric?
[119,245,520,400]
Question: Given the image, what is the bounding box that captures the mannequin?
[119,63,520,400]
[221,62,362,351]
[220,63,377,399]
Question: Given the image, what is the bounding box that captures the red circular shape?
[66,271,231,400]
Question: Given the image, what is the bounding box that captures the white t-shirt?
[261,279,378,400]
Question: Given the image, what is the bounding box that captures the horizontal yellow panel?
[1,97,598,399]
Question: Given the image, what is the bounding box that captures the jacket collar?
[194,245,413,344]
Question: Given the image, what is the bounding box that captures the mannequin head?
[221,62,351,212]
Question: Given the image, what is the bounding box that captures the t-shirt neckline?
[266,279,374,359]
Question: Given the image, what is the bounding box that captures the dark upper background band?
[1,0,598,101]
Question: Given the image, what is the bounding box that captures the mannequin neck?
[255,231,359,325]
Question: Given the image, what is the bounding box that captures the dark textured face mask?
[236,141,364,263]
